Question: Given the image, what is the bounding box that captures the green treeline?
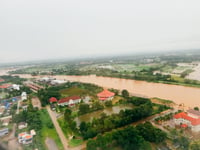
[87,122,166,150]
[79,99,153,139]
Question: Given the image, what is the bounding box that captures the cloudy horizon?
[1,0,200,63]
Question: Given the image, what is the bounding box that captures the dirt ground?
[45,138,59,150]
[31,97,41,109]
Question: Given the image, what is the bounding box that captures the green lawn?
[60,87,89,97]
[69,139,84,147]
[39,109,64,150]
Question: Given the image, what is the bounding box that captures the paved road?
[46,106,69,150]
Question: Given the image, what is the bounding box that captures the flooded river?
[75,105,134,126]
[16,74,200,107]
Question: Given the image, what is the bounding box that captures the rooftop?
[174,112,200,126]
[58,96,81,104]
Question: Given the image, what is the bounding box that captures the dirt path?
[46,106,86,150]
[45,137,59,150]
[31,97,41,109]
[46,106,69,150]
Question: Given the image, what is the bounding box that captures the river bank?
[14,74,200,107]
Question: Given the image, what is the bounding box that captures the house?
[0,128,8,137]
[0,79,4,82]
[50,79,67,85]
[83,96,91,103]
[58,96,81,106]
[174,109,200,132]
[12,84,20,90]
[0,106,5,115]
[18,122,27,129]
[18,132,33,144]
[49,97,58,103]
[21,92,27,100]
[97,89,115,101]
[0,84,12,89]
[2,118,10,126]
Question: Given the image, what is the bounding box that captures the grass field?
[60,87,90,97]
[39,109,64,150]
[69,139,84,147]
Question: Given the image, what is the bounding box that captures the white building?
[21,92,27,100]
[58,96,81,107]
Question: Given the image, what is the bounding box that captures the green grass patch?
[60,87,89,97]
[57,117,71,138]
[152,97,174,104]
[39,109,64,150]
[69,138,83,147]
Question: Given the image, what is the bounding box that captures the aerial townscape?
[1,0,200,150]
[0,50,200,150]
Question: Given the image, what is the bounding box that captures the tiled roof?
[97,89,115,99]
[49,97,58,103]
[0,84,12,89]
[58,96,80,104]
[174,112,200,126]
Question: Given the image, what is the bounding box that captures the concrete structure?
[21,92,27,100]
[0,128,8,137]
[97,89,115,101]
[18,122,27,129]
[174,109,200,132]
[58,96,81,106]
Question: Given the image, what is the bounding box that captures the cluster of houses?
[174,109,200,132]
[49,89,115,109]
[18,130,36,144]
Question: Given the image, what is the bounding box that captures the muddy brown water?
[16,74,200,107]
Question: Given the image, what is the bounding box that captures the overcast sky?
[0,0,200,63]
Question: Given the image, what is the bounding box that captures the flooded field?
[16,74,200,107]
[75,105,134,126]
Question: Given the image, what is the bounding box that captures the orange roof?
[181,124,188,128]
[174,112,200,126]
[25,135,32,139]
[49,97,58,103]
[97,89,115,100]
[18,132,26,137]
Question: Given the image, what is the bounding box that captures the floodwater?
[16,74,200,107]
[74,105,134,126]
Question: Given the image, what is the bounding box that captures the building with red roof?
[49,97,58,103]
[0,84,12,89]
[97,89,115,101]
[58,96,81,106]
[174,109,200,132]
[0,79,4,82]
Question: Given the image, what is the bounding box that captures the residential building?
[58,96,81,106]
[18,132,33,144]
[0,128,8,137]
[21,92,27,100]
[97,89,115,101]
[174,109,200,132]
[18,122,28,129]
